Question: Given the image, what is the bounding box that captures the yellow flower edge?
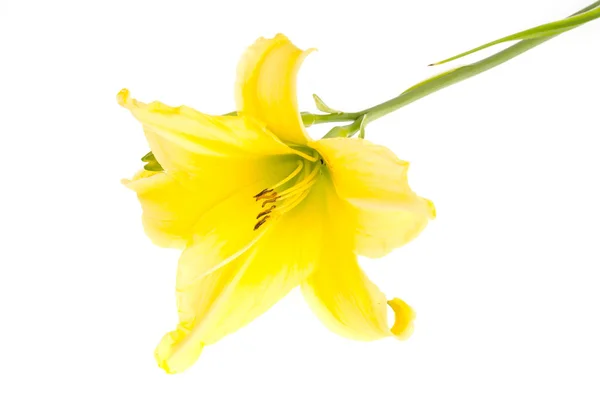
[119,34,435,374]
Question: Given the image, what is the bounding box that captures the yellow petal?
[118,88,292,159]
[122,154,297,249]
[311,138,435,258]
[235,34,312,145]
[351,200,435,258]
[155,177,328,374]
[176,174,293,284]
[119,89,312,247]
[118,89,298,189]
[301,180,415,340]
[122,170,205,248]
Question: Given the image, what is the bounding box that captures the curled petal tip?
[388,298,416,340]
[117,88,130,107]
[154,328,205,374]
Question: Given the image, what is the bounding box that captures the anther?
[260,191,278,200]
[256,205,276,219]
[253,216,270,231]
[261,198,277,208]
[253,188,273,200]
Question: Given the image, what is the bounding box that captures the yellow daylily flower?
[119,34,435,374]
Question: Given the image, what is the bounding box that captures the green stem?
[319,0,600,137]
[142,1,599,163]
[302,111,358,126]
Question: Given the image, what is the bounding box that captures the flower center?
[252,158,323,230]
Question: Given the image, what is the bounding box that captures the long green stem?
[142,1,600,167]
[319,0,600,137]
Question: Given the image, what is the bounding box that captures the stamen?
[255,191,278,201]
[275,165,321,201]
[289,148,318,163]
[261,198,277,208]
[252,159,323,232]
[254,216,270,231]
[274,189,311,215]
[253,188,273,200]
[256,205,276,219]
[268,160,304,191]
[253,160,304,200]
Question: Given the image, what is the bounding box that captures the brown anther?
[253,215,270,231]
[261,192,278,201]
[256,205,276,219]
[253,188,273,200]
[261,198,277,208]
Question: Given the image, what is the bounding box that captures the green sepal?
[143,161,163,172]
[141,151,155,162]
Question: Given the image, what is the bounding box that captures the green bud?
[313,94,341,114]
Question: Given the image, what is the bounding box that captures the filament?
[288,147,318,162]
[252,157,323,231]
[276,165,321,200]
[268,160,304,191]
[274,189,311,215]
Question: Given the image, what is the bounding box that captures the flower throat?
[252,159,322,231]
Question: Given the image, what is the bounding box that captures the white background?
[1,0,599,396]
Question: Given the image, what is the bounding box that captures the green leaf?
[313,94,341,114]
[402,66,463,94]
[432,5,600,66]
